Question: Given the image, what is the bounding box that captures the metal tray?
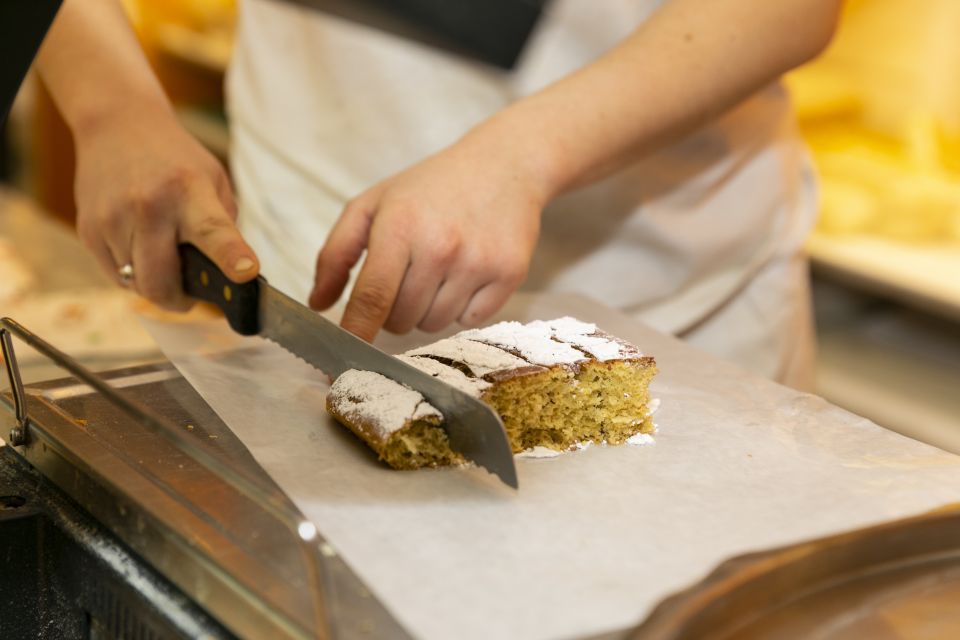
[632,506,960,639]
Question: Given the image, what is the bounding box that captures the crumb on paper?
[185,424,195,431]
[516,446,563,459]
[626,433,655,447]
[75,418,88,427]
[208,434,219,439]
[515,442,596,459]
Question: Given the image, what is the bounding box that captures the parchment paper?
[142,294,960,640]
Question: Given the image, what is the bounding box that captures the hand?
[72,106,259,309]
[309,127,551,341]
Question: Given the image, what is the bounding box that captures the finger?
[382,256,446,334]
[180,181,260,284]
[339,233,410,342]
[459,280,516,328]
[309,197,377,311]
[131,217,192,311]
[417,272,484,333]
[215,170,239,221]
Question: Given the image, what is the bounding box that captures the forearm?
[471,0,841,198]
[35,0,175,141]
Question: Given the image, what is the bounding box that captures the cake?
[326,317,658,470]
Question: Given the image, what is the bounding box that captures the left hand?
[308,127,552,341]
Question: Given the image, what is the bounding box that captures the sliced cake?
[327,317,657,470]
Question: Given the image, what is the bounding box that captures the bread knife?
[179,244,518,489]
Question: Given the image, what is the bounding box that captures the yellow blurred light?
[788,0,960,243]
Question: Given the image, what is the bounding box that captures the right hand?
[72,106,259,309]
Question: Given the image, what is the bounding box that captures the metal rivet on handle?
[223,286,232,302]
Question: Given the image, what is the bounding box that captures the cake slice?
[327,317,657,470]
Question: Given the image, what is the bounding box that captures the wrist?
[69,92,176,145]
[459,108,574,206]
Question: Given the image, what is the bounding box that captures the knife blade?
[179,244,518,488]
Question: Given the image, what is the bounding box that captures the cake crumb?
[516,446,563,459]
[646,398,662,417]
[626,433,656,447]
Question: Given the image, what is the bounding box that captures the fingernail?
[234,257,255,272]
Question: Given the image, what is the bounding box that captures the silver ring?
[118,263,135,287]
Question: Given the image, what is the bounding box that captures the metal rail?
[0,317,331,639]
[0,326,26,445]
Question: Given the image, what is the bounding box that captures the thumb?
[180,182,259,284]
[309,197,376,310]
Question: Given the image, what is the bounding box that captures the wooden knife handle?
[179,244,261,336]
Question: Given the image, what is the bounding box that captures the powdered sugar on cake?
[459,321,587,367]
[397,355,491,397]
[530,317,643,361]
[328,369,440,438]
[403,337,532,377]
[460,317,641,366]
[328,317,657,450]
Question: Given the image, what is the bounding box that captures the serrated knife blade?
[179,244,518,488]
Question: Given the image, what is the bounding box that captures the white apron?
[226,0,818,388]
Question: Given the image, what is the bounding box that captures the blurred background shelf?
[808,233,960,322]
[807,232,960,455]
[812,276,960,455]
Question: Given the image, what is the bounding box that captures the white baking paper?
[141,293,960,640]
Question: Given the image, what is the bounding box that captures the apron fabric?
[227,0,819,389]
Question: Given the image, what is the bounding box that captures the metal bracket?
[1,325,28,445]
